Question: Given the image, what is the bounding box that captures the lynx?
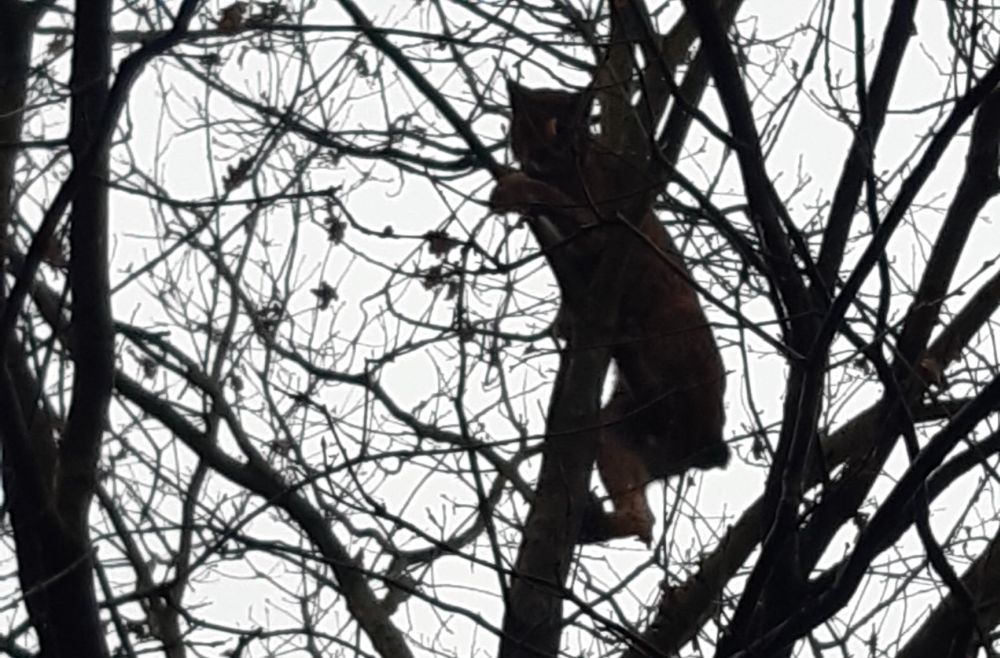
[491,80,728,544]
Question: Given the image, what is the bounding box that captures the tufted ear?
[505,76,527,109]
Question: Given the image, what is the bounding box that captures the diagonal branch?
[337,0,503,176]
[812,61,1000,360]
[680,0,808,330]
[814,0,919,293]
[895,526,1000,658]
[739,373,1000,657]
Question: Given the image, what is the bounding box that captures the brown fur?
[492,81,728,544]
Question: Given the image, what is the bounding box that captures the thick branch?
[895,87,1000,365]
[679,8,822,632]
[740,374,1000,656]
[814,0,919,292]
[501,215,639,656]
[499,331,610,658]
[680,0,807,328]
[60,0,114,540]
[812,60,1000,357]
[895,527,1000,658]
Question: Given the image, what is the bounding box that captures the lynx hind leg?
[594,417,655,545]
[675,375,730,472]
[613,337,729,478]
[626,417,730,481]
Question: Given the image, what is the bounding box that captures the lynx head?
[506,79,593,179]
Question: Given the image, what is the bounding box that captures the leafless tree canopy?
[1,1,999,656]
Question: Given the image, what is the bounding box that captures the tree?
[0,1,998,656]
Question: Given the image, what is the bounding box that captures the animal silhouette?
[491,81,728,544]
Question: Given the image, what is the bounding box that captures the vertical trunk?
[0,2,65,653]
[0,2,40,300]
[2,1,115,655]
[47,0,116,654]
[499,335,609,657]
